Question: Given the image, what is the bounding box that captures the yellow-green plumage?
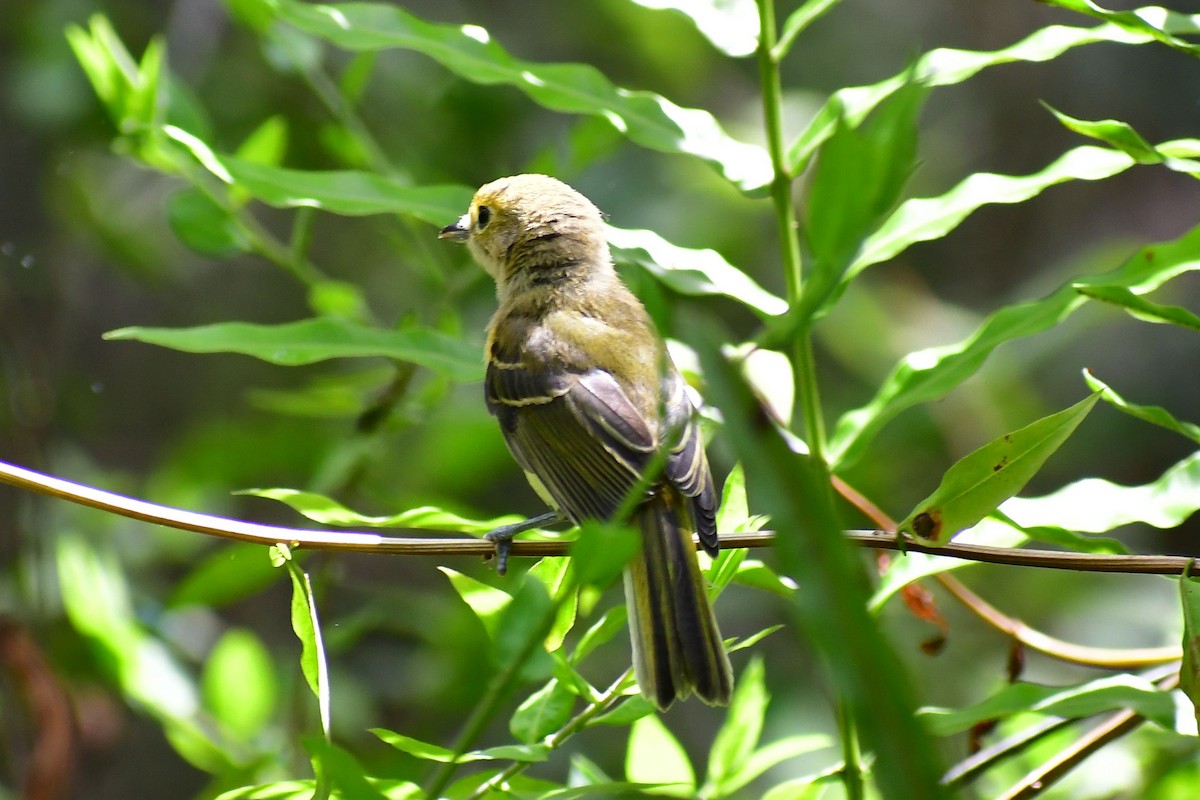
[440,174,732,709]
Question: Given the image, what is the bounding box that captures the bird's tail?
[624,491,733,710]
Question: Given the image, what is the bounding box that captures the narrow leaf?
[694,321,947,798]
[831,222,1200,468]
[723,735,832,796]
[705,657,767,796]
[626,715,696,792]
[776,0,843,60]
[1046,105,1161,163]
[510,680,576,744]
[1040,0,1200,57]
[439,568,512,642]
[608,227,786,316]
[271,0,771,190]
[898,393,1100,543]
[851,144,1141,279]
[801,78,925,321]
[1085,371,1200,444]
[1076,283,1200,331]
[104,317,484,382]
[244,487,525,533]
[628,0,759,58]
[286,560,331,739]
[1180,563,1200,726]
[919,675,1176,736]
[786,13,1197,173]
[165,125,472,224]
[1002,449,1200,533]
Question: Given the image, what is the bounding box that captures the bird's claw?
[482,511,564,576]
[485,526,518,576]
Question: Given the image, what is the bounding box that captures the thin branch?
[942,663,1180,789]
[995,671,1181,799]
[2,459,1196,577]
[936,574,1180,667]
[466,670,633,800]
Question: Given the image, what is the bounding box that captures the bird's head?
[440,174,608,287]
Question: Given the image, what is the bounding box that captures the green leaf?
[694,321,947,798]
[104,317,484,382]
[269,0,771,190]
[898,392,1100,543]
[1002,449,1200,533]
[704,657,767,797]
[201,628,278,740]
[919,675,1177,736]
[1085,371,1200,444]
[722,735,832,797]
[372,729,461,763]
[235,114,289,166]
[1076,283,1200,331]
[1039,0,1200,57]
[510,680,576,744]
[165,126,473,224]
[800,78,925,322]
[608,227,787,316]
[776,0,843,60]
[831,222,1200,468]
[571,605,628,664]
[527,556,577,652]
[439,568,512,641]
[243,487,524,533]
[626,715,696,793]
[849,144,1146,282]
[594,695,657,727]
[286,561,331,739]
[1180,564,1200,727]
[470,744,550,763]
[709,462,760,594]
[167,189,247,256]
[569,520,640,589]
[494,574,556,679]
[305,738,390,800]
[727,624,784,654]
[733,560,798,597]
[628,0,759,57]
[1046,105,1161,163]
[874,449,1200,608]
[786,14,1194,174]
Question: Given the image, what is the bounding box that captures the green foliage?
[7,0,1200,798]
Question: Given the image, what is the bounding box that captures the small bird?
[440,174,733,709]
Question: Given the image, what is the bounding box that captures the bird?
[439,174,733,709]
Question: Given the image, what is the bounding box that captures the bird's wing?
[487,361,656,523]
[661,370,718,553]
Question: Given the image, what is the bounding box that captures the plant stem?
[755,0,831,476]
[466,671,632,800]
[757,2,852,796]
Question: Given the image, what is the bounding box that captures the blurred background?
[2,0,1199,797]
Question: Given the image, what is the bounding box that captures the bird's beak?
[438,213,470,241]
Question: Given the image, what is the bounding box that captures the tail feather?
[624,492,733,710]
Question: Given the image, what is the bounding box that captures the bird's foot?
[484,511,563,576]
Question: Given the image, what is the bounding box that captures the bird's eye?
[476,205,491,229]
